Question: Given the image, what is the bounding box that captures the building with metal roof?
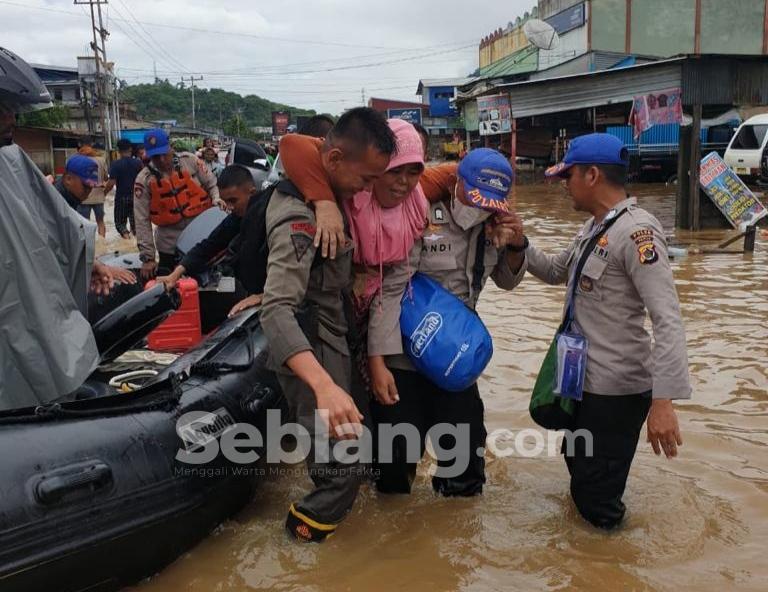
[456,53,768,229]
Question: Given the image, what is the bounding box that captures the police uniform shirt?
[260,190,353,372]
[368,199,527,369]
[133,152,220,261]
[526,197,692,400]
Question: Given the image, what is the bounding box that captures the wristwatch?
[506,235,529,252]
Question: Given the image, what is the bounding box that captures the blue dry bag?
[400,273,493,392]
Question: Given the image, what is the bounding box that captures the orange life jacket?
[149,167,212,226]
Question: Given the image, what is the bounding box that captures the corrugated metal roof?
[30,64,77,73]
[528,51,661,81]
[498,57,685,90]
[682,56,768,105]
[478,46,539,78]
[496,61,683,118]
[593,53,625,72]
[459,55,768,119]
[528,53,592,80]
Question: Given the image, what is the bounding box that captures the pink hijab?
[345,119,427,265]
[344,119,427,301]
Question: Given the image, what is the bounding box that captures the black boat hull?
[0,309,282,592]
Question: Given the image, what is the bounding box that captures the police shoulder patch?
[631,227,658,265]
[290,222,316,236]
[630,228,654,246]
[290,222,316,262]
[637,242,658,265]
[133,181,145,199]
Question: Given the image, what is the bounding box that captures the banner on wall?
[477,94,512,136]
[629,88,683,140]
[387,108,423,126]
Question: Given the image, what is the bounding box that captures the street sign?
[387,108,423,126]
[271,111,289,137]
[700,152,768,228]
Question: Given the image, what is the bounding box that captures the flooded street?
[117,184,768,592]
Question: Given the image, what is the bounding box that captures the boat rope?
[0,375,184,424]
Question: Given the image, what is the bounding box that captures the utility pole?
[181,75,203,130]
[361,87,366,106]
[74,0,113,152]
[113,77,122,136]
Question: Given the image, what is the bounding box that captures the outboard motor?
[92,284,181,363]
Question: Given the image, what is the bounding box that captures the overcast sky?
[1,0,536,114]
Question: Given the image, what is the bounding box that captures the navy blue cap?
[143,128,170,157]
[457,148,513,213]
[65,154,99,186]
[546,133,629,177]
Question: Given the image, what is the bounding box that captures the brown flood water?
[96,183,768,592]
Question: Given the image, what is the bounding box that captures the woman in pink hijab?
[279,118,428,391]
[345,119,427,390]
[346,119,427,309]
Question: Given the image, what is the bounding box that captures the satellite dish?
[523,19,560,51]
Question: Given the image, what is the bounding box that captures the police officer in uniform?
[367,148,528,497]
[134,128,219,279]
[156,164,267,317]
[507,133,691,529]
[259,108,397,542]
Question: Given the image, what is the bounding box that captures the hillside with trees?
[121,80,316,133]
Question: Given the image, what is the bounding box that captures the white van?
[724,114,768,178]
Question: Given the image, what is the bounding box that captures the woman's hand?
[369,356,399,405]
[487,211,524,249]
[313,200,345,259]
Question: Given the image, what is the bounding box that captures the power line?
[198,85,418,96]
[123,43,478,79]
[113,40,478,77]
[112,0,189,72]
[180,75,203,129]
[91,6,174,73]
[74,0,113,149]
[0,0,440,50]
[6,0,478,89]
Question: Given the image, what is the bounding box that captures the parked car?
[224,138,271,187]
[514,156,535,172]
[724,114,768,179]
[758,145,768,187]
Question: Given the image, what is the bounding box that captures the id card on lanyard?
[554,208,626,400]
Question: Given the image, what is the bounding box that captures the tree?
[223,113,254,139]
[121,81,315,130]
[18,103,70,128]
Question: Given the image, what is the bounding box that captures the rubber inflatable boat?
[0,285,282,592]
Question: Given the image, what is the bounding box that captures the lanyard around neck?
[561,208,627,329]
